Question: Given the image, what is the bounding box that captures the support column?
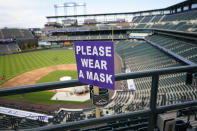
[148,75,159,131]
[94,86,100,118]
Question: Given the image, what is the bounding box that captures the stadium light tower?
[76,2,86,15]
[54,2,86,16]
[64,2,76,15]
[54,4,65,16]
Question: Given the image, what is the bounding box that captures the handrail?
[23,109,151,131]
[23,100,197,131]
[0,65,196,97]
[0,65,196,131]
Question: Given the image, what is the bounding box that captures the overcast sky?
[0,0,184,28]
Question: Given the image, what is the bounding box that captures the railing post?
[148,75,159,131]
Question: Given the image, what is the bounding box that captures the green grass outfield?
[0,50,76,85]
[1,50,91,104]
[36,70,78,84]
[4,70,91,104]
[1,50,91,105]
[4,91,91,105]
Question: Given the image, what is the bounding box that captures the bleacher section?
[146,34,197,63]
[8,43,20,52]
[0,29,34,39]
[0,28,36,54]
[106,91,133,114]
[41,9,197,43]
[0,114,47,130]
[131,10,197,32]
[43,25,125,32]
[0,43,20,54]
[50,109,150,131]
[114,39,197,111]
[0,44,9,54]
[81,116,149,131]
[42,33,127,41]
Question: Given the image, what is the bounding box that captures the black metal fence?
[0,65,197,131]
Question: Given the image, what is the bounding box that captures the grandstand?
[114,39,197,111]
[0,28,37,55]
[0,28,34,39]
[1,0,197,131]
[131,10,197,32]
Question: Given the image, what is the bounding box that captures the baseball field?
[0,49,76,83]
[0,49,91,104]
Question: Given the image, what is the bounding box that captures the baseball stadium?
[0,0,197,131]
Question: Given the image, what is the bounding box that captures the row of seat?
[0,113,46,130]
[132,10,197,23]
[114,38,197,111]
[72,116,150,131]
[51,109,97,124]
[42,33,127,41]
[131,10,197,32]
[0,29,34,39]
[43,25,127,32]
[146,34,197,64]
[0,43,20,54]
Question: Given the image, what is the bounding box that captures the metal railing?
[0,65,197,131]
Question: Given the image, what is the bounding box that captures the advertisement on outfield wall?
[74,41,115,90]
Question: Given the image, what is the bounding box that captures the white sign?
[0,106,53,122]
[126,68,136,91]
